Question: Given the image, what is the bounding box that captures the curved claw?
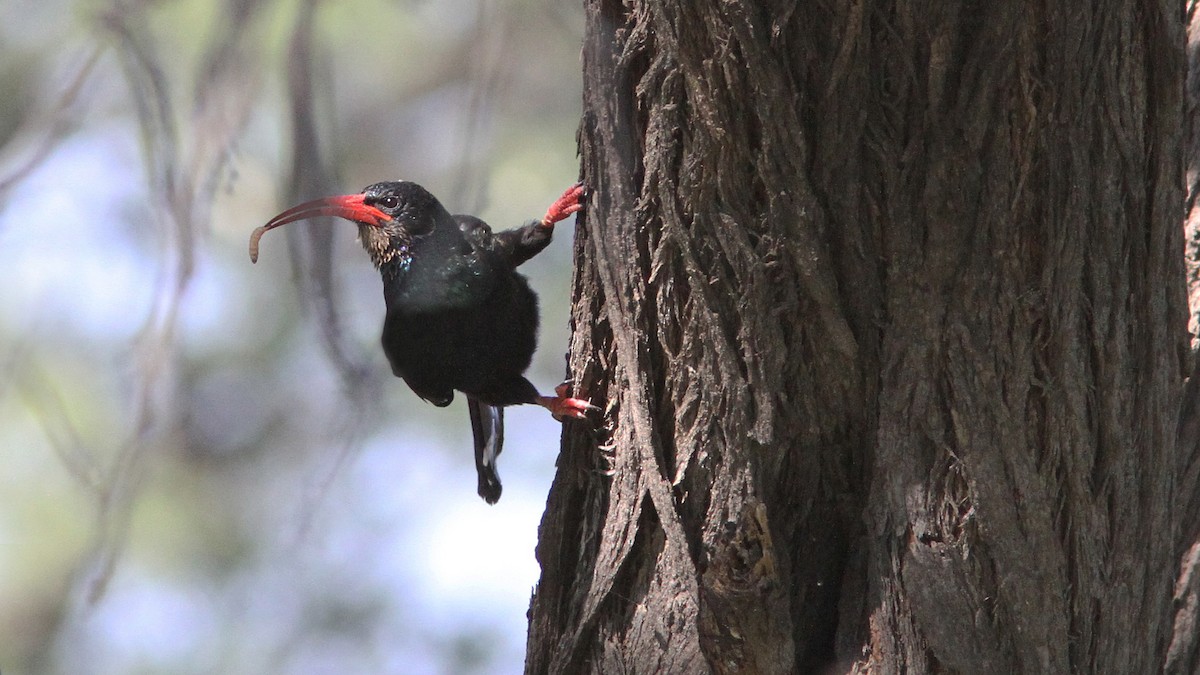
[539,383,600,421]
[541,183,586,227]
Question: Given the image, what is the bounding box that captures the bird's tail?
[467,397,504,504]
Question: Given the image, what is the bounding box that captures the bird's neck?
[358,224,412,277]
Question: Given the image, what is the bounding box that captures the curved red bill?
[250,194,389,263]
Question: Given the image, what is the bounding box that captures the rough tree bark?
[527,2,1190,673]
[1167,6,1200,673]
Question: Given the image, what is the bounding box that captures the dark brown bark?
[528,2,1190,673]
[1167,5,1200,673]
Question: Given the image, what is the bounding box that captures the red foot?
[541,183,585,227]
[539,382,599,421]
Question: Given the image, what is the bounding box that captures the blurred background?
[0,0,584,673]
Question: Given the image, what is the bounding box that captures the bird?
[250,181,596,503]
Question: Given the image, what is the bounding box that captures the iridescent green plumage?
[256,181,594,503]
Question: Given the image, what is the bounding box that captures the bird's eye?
[377,195,400,210]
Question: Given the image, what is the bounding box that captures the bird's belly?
[382,304,536,394]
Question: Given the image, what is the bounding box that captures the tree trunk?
[1166,6,1200,673]
[527,2,1189,673]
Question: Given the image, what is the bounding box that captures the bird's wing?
[455,215,495,250]
[390,215,499,313]
[467,396,504,504]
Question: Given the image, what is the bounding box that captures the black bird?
[251,181,595,503]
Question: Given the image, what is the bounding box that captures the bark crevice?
[528,2,1190,673]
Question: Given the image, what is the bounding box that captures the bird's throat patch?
[359,224,412,271]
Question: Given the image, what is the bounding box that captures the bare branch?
[0,47,103,205]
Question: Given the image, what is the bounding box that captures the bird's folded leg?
[539,381,600,421]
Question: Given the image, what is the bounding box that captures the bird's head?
[251,181,447,269]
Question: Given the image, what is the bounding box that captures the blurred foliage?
[0,0,583,673]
